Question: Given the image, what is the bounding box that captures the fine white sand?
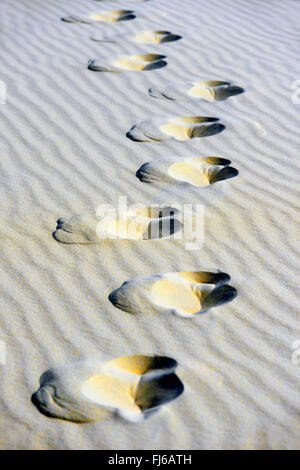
[0,0,300,450]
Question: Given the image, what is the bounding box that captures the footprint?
[32,355,184,423]
[61,10,136,24]
[91,30,182,44]
[109,271,237,317]
[149,80,244,102]
[136,156,239,187]
[53,206,182,244]
[88,54,167,72]
[127,116,224,142]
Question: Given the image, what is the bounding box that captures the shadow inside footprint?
[200,284,237,311]
[209,165,239,184]
[109,271,237,317]
[32,355,184,423]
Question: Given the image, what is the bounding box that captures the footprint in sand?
[61,10,136,24]
[127,116,224,142]
[109,271,237,318]
[149,80,244,102]
[91,30,182,44]
[53,206,182,244]
[32,355,184,423]
[88,54,167,72]
[136,156,239,187]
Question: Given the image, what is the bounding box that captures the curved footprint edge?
[109,271,237,318]
[136,156,239,187]
[32,355,184,423]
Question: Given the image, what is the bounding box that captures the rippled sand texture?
[1,0,300,450]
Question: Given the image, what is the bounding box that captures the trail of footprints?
[32,1,246,423]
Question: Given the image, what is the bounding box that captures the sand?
[0,0,300,450]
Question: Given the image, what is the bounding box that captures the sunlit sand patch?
[149,80,244,102]
[53,206,181,244]
[88,54,167,72]
[168,159,238,186]
[136,156,238,187]
[81,372,140,416]
[61,10,135,24]
[151,277,202,314]
[127,116,224,142]
[32,355,184,423]
[108,355,157,374]
[109,271,237,317]
[91,30,182,44]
